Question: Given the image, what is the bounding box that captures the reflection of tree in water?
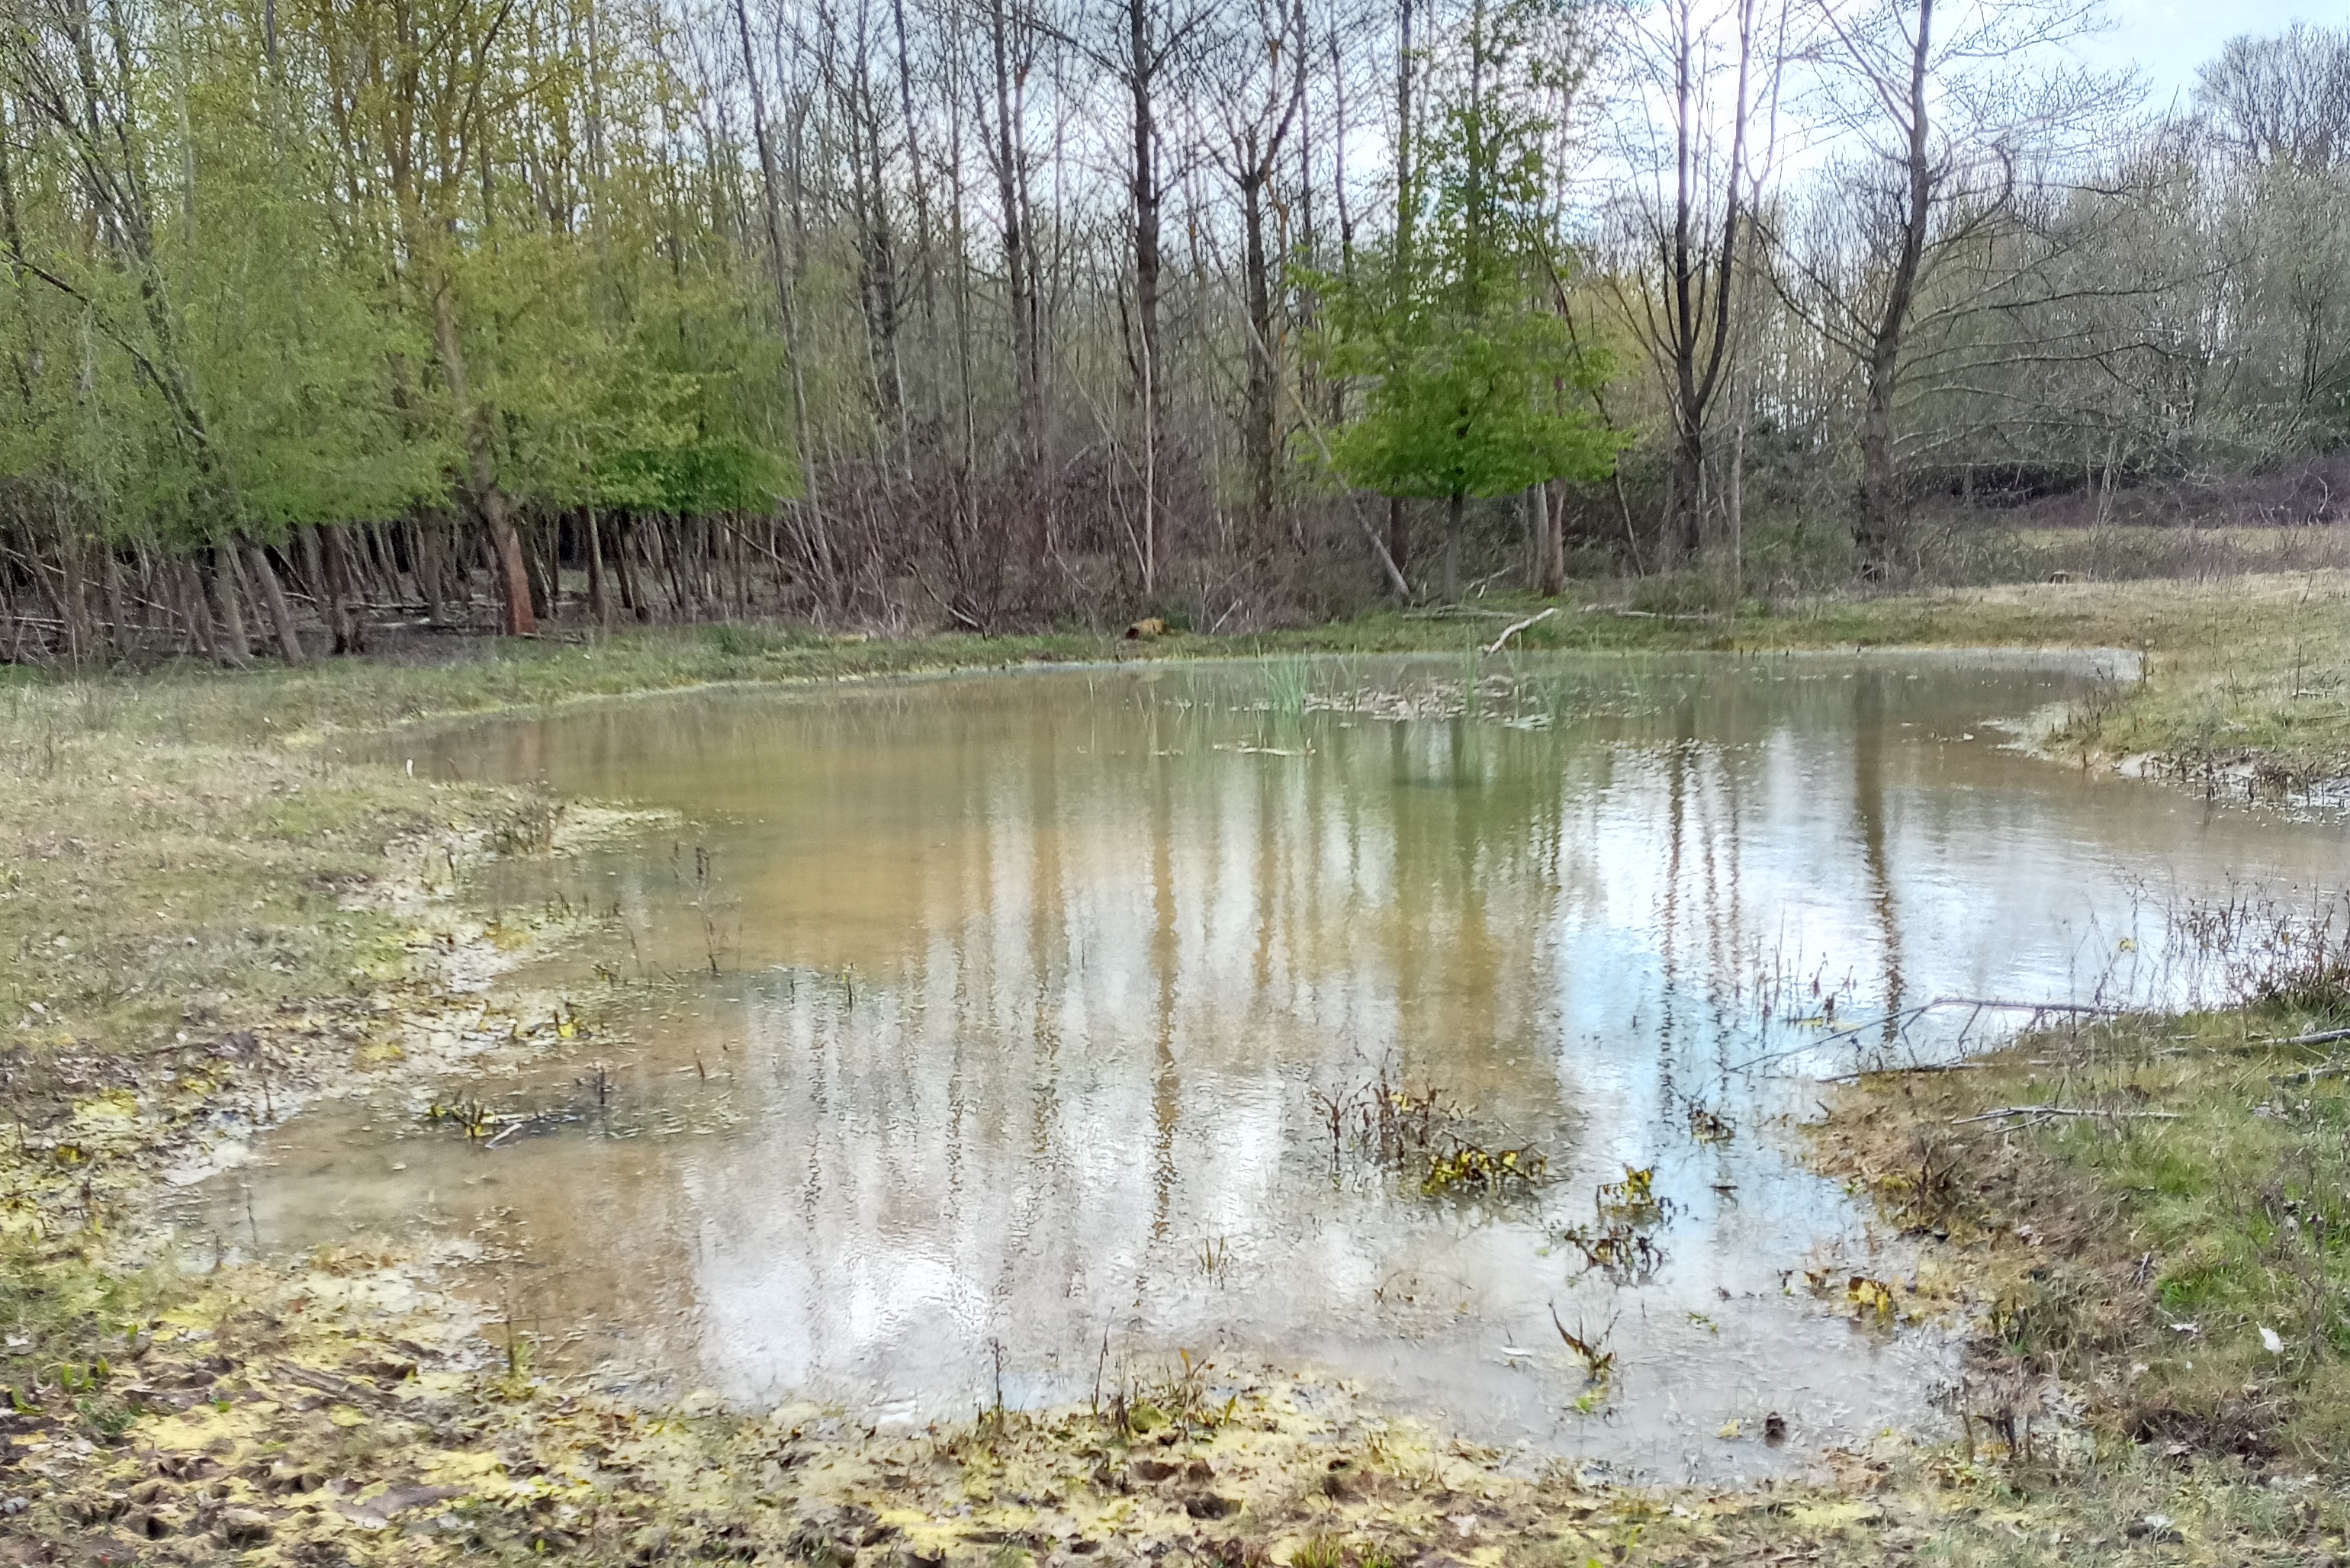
[370,656,2308,1433]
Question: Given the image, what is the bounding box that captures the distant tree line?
[4,0,2350,662]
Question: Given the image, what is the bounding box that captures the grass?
[6,569,2350,1562]
[1815,907,2350,1462]
[0,682,555,1104]
[10,568,2348,777]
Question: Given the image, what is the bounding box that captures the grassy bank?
[12,567,2346,777]
[1818,982,2350,1460]
[5,570,2350,1564]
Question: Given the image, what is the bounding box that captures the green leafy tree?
[1314,0,1617,600]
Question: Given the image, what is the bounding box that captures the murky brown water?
[171,651,2350,1480]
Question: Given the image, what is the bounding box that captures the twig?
[484,1118,533,1149]
[1484,606,1558,656]
[1820,1061,1995,1084]
[2267,1026,2350,1048]
[1574,606,1721,622]
[1728,997,2130,1074]
[1952,1105,2179,1126]
[1937,999,2124,1014]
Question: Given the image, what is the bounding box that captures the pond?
[167,651,2350,1481]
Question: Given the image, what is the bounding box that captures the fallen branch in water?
[1953,1105,2180,1126]
[1730,997,2131,1074]
[1484,606,1558,656]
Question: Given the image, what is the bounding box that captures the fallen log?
[1484,606,1558,656]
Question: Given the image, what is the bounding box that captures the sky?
[2085,0,2350,105]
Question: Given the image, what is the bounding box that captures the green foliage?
[0,0,794,555]
[1320,300,1617,503]
[1309,0,1619,508]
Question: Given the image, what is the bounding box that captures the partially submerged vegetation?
[6,564,2349,776]
[8,575,2350,1563]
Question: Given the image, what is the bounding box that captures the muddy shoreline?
[8,626,2350,1565]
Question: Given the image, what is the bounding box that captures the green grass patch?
[1824,957,2350,1467]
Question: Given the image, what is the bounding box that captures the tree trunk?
[101,547,129,658]
[732,0,828,601]
[583,505,611,625]
[178,557,218,662]
[245,541,308,664]
[1130,0,1162,593]
[615,516,649,621]
[522,512,554,623]
[985,0,1040,468]
[1443,492,1462,602]
[294,523,327,622]
[430,283,535,636]
[1539,480,1564,598]
[410,519,447,626]
[1242,171,1278,547]
[1387,497,1410,596]
[1855,0,1935,571]
[1673,429,1704,562]
[50,530,89,667]
[204,543,251,667]
[1728,404,1746,602]
[321,524,364,653]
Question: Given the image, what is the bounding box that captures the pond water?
[170,651,2350,1481]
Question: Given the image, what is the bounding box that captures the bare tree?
[1210,0,1306,545]
[1608,0,1771,563]
[1794,0,2110,566]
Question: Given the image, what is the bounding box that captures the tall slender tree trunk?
[244,541,307,663]
[429,284,535,636]
[101,547,129,657]
[1444,492,1462,602]
[178,557,218,661]
[321,523,363,653]
[583,505,611,625]
[735,0,828,600]
[1383,0,1417,599]
[1855,0,1934,570]
[1241,169,1278,546]
[987,0,1040,468]
[521,514,553,622]
[1673,430,1704,561]
[294,523,327,623]
[613,516,648,620]
[1538,480,1564,598]
[1129,0,1162,594]
[204,543,251,667]
[410,519,446,626]
[51,526,89,667]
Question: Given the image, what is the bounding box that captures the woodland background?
[5,0,2350,662]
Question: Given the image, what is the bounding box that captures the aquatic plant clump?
[1554,1221,1669,1281]
[1310,1070,1551,1200]
[1418,1137,1548,1196]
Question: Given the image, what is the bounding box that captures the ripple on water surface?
[169,651,2350,1481]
